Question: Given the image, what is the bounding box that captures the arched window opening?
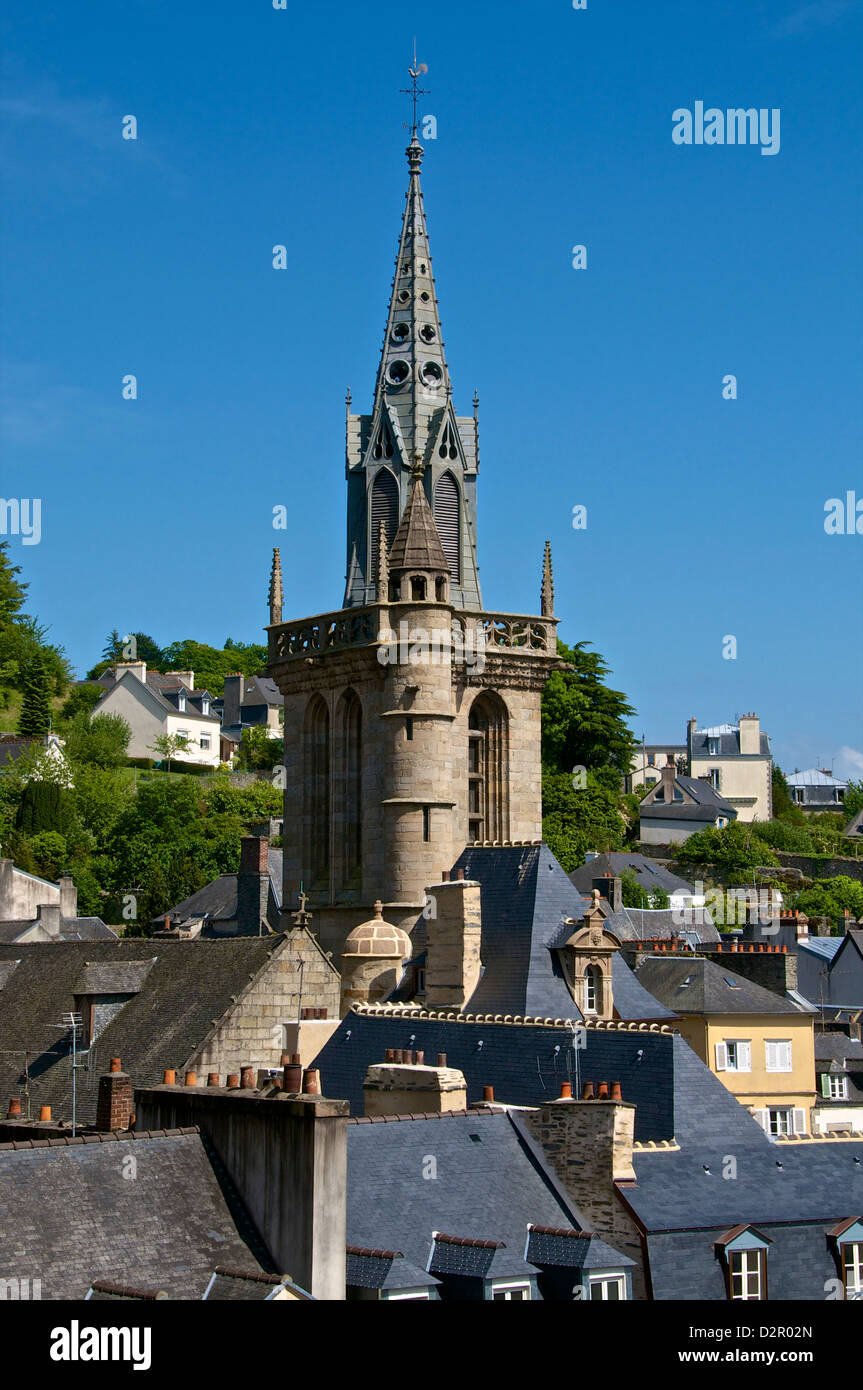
[371,468,399,592]
[338,690,362,889]
[434,471,460,583]
[411,576,427,601]
[468,693,508,844]
[303,696,330,888]
[372,418,395,460]
[435,577,447,601]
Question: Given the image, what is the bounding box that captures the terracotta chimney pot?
[302,1068,320,1095]
[184,1071,197,1088]
[610,1082,623,1101]
[39,1105,52,1122]
[109,1057,122,1073]
[483,1085,495,1102]
[241,1066,256,1090]
[226,1073,240,1088]
[6,1098,21,1118]
[162,1069,176,1085]
[207,1073,220,1087]
[582,1082,595,1100]
[559,1082,572,1100]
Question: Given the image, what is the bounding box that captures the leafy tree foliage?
[58,682,103,723]
[236,726,284,771]
[17,649,52,736]
[541,641,637,778]
[674,821,779,869]
[620,869,670,910]
[793,875,863,924]
[64,712,132,769]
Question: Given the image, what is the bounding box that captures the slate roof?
[347,1107,587,1287]
[0,1131,273,1299]
[202,1267,311,1301]
[345,1248,439,1292]
[315,1008,693,1141]
[787,769,848,789]
[0,917,118,945]
[815,1033,863,1066]
[525,1226,635,1271]
[623,1136,863,1299]
[404,843,676,1022]
[149,848,283,929]
[243,675,282,707]
[640,776,737,823]
[569,854,696,898]
[690,726,771,759]
[605,906,720,945]
[799,936,843,962]
[0,937,287,1125]
[633,956,807,1015]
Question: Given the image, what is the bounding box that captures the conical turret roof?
[387,465,449,574]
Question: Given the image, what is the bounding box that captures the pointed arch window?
[468,693,508,844]
[303,696,330,889]
[434,471,460,583]
[372,417,395,460]
[337,690,363,889]
[438,420,459,461]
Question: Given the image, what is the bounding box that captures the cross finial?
[400,41,429,138]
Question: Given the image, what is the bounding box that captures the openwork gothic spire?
[268,548,283,626]
[541,540,554,618]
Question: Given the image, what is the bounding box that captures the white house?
[93,663,222,768]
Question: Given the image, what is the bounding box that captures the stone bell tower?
[267,119,563,956]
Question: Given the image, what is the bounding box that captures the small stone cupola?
[386,458,451,604]
[560,890,621,1021]
[340,900,412,1013]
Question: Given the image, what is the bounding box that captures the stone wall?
[187,931,340,1078]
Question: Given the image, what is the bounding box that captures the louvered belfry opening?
[468,692,508,844]
[303,696,330,890]
[370,468,399,586]
[434,470,460,583]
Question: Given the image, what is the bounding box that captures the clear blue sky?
[2,0,861,779]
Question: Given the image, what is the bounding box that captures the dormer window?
[584,964,601,1015]
[715,1227,771,1301]
[202,698,210,716]
[708,738,720,756]
[828,1220,863,1300]
[178,693,186,712]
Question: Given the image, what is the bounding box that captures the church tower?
[268,118,563,955]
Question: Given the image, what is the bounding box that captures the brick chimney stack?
[236,836,270,935]
[592,874,623,914]
[527,1088,636,1239]
[96,1057,134,1132]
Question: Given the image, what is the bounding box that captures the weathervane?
[400,39,429,136]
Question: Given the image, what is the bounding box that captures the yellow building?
[635,954,816,1137]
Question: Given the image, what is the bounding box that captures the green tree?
[17,649,52,736]
[65,712,132,769]
[771,765,806,823]
[620,869,670,910]
[541,640,637,778]
[541,768,626,872]
[148,731,196,774]
[236,725,284,771]
[844,780,863,821]
[793,875,863,925]
[58,682,103,723]
[674,821,778,870]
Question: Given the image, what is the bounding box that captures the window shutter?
[715,1042,728,1071]
[738,1041,751,1073]
[793,1108,807,1136]
[752,1109,769,1134]
[821,1073,832,1099]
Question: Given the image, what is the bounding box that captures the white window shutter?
[752,1109,769,1134]
[782,1041,792,1071]
[793,1108,807,1136]
[715,1042,728,1071]
[739,1041,751,1073]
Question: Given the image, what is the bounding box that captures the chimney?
[236,836,270,935]
[115,661,147,685]
[133,1077,349,1301]
[592,875,622,914]
[37,902,61,940]
[739,713,760,757]
[423,876,482,1008]
[165,670,195,689]
[659,762,677,802]
[96,1058,134,1132]
[58,875,77,920]
[527,1088,636,1238]
[363,1060,468,1117]
[222,673,245,728]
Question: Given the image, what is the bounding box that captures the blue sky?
[1,0,861,780]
